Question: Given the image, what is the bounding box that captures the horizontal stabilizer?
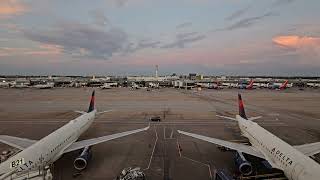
[294,142,320,156]
[97,110,113,114]
[216,115,237,121]
[74,110,86,114]
[248,116,262,121]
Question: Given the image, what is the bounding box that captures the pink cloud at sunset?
[0,44,63,57]
[0,0,27,16]
[272,35,320,49]
[272,35,320,66]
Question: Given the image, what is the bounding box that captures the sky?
[0,0,320,76]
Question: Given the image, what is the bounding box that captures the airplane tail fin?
[247,79,254,89]
[280,80,288,89]
[238,94,248,120]
[87,90,95,112]
[216,95,261,121]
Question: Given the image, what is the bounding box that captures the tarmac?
[0,87,320,180]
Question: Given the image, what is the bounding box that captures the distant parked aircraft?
[307,83,320,88]
[0,81,10,88]
[238,79,254,89]
[269,80,290,90]
[131,83,141,89]
[33,83,54,89]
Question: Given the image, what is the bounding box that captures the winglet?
[238,94,248,120]
[87,90,95,113]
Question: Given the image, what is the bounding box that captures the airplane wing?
[0,135,37,150]
[294,142,320,156]
[64,126,149,153]
[178,130,265,159]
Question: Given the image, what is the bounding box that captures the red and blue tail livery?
[238,94,248,119]
[87,90,95,112]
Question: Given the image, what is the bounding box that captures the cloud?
[273,35,320,64]
[176,22,192,29]
[161,32,205,48]
[217,12,275,31]
[0,0,27,17]
[176,32,198,39]
[123,39,161,53]
[273,35,320,49]
[136,40,161,49]
[225,6,250,21]
[23,22,129,59]
[0,44,63,56]
[89,9,110,27]
[271,0,295,7]
[25,44,63,56]
[114,0,129,7]
[107,0,146,8]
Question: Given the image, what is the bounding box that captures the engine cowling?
[235,151,252,175]
[74,146,92,171]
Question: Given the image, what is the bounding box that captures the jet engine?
[235,151,252,175]
[74,146,92,171]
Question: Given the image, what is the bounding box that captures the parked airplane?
[0,81,10,88]
[307,83,320,88]
[0,90,149,179]
[238,80,254,89]
[269,80,289,90]
[33,83,54,89]
[253,83,269,88]
[208,83,221,89]
[178,94,320,180]
[100,83,112,89]
[148,82,159,89]
[222,82,238,88]
[105,83,118,87]
[131,83,141,89]
[11,83,29,89]
[196,82,220,89]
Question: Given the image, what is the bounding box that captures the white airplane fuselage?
[0,110,96,177]
[237,115,320,180]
